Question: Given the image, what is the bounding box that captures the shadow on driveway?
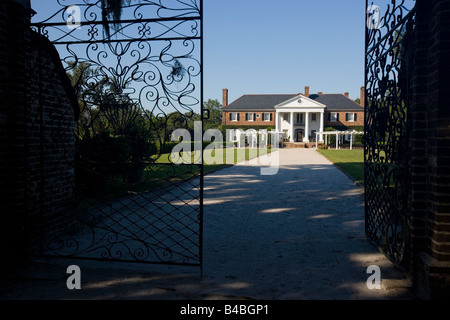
[0,149,415,300]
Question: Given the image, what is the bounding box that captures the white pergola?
[315,130,364,150]
[229,129,284,148]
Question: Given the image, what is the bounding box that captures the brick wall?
[0,0,30,262]
[24,32,78,244]
[409,0,450,299]
[0,0,77,265]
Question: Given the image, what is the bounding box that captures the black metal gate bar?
[364,0,416,266]
[29,0,203,267]
[199,0,204,276]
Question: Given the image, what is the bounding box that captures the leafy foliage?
[203,99,223,131]
[67,61,218,195]
[67,62,157,193]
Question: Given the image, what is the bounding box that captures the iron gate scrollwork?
[365,0,416,266]
[29,0,203,266]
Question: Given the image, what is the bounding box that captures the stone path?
[0,149,414,300]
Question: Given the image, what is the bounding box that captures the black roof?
[310,94,364,111]
[222,93,363,112]
[222,94,296,111]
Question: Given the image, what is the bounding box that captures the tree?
[203,99,222,131]
[67,62,157,190]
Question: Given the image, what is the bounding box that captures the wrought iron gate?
[365,0,416,266]
[29,0,203,267]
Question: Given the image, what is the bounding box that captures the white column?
[290,112,294,142]
[336,133,339,149]
[319,111,324,142]
[350,133,353,150]
[304,112,310,142]
[237,130,242,148]
[275,111,279,132]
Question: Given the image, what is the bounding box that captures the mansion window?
[296,113,304,124]
[263,113,272,122]
[329,112,339,122]
[230,112,239,122]
[246,113,255,122]
[311,113,317,122]
[346,113,357,122]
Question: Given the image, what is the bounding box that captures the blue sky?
[31,0,366,107]
[204,0,366,104]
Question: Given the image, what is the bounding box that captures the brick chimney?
[318,92,323,95]
[344,92,349,98]
[304,86,310,97]
[222,88,228,107]
[360,86,365,107]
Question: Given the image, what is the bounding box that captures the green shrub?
[75,121,158,193]
[353,134,364,147]
[75,132,131,194]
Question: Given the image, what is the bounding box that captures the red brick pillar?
[409,0,450,299]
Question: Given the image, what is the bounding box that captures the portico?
[274,94,326,143]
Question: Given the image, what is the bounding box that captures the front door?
[296,129,304,142]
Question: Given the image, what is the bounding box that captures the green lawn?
[79,147,273,209]
[155,147,271,166]
[317,149,364,186]
[113,147,273,196]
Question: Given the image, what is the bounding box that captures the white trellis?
[315,130,364,150]
[230,129,258,148]
[229,129,284,148]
